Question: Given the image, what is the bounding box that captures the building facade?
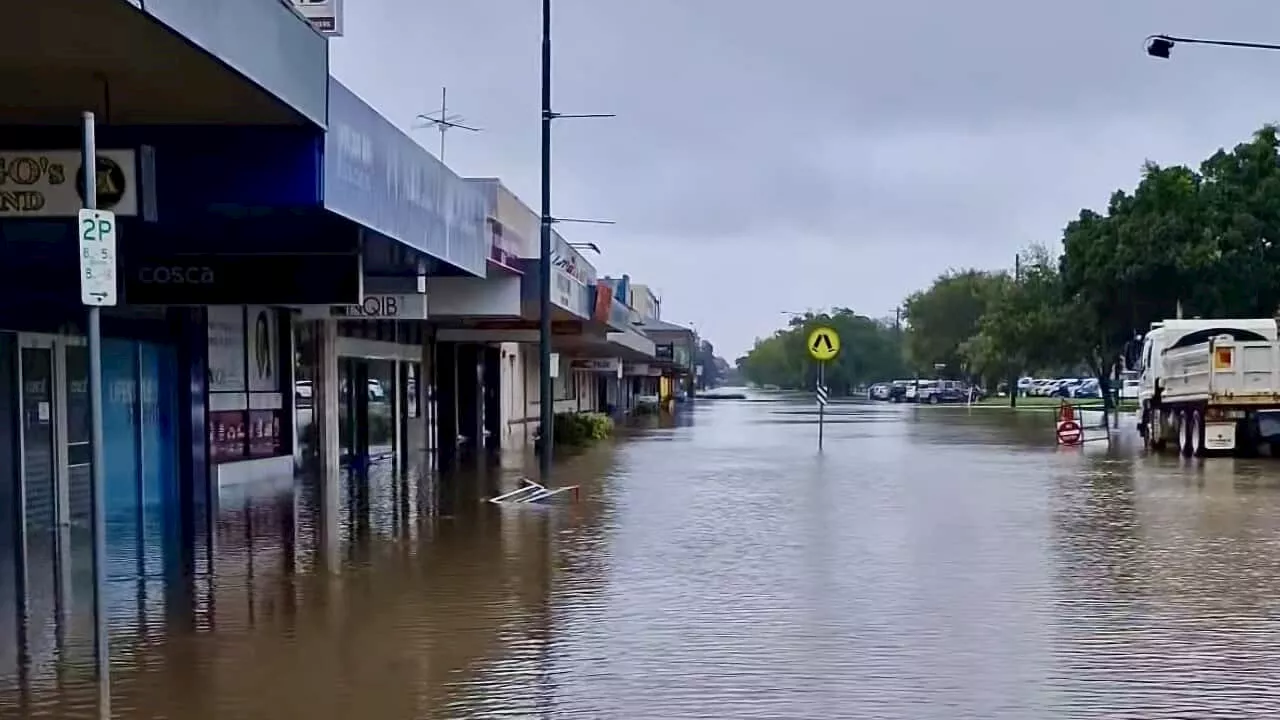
[0,0,700,689]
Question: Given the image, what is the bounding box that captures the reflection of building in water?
[5,489,563,720]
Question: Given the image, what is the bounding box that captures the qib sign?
[0,150,138,217]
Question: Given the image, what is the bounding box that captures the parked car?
[1029,379,1057,396]
[1071,379,1102,398]
[917,379,976,404]
[905,380,937,403]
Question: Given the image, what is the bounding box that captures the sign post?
[1056,398,1083,446]
[78,111,114,719]
[806,326,841,451]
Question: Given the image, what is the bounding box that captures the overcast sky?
[331,0,1280,358]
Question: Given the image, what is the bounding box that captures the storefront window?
[293,321,318,468]
[207,306,285,463]
[553,356,575,401]
[405,362,421,418]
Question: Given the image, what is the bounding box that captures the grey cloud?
[332,0,1280,358]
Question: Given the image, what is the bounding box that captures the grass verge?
[970,395,1138,412]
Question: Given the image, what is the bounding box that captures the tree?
[694,339,726,389]
[737,308,908,393]
[902,269,1008,378]
[961,246,1087,393]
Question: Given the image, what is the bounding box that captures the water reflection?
[10,395,1280,717]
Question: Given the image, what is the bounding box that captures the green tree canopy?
[734,125,1280,402]
[737,308,907,393]
[902,269,1008,377]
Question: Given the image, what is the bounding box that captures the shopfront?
[293,296,429,477]
[335,321,427,473]
[0,317,181,680]
[206,306,293,487]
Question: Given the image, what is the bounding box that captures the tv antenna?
[414,87,480,162]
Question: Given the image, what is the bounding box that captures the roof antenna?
[414,87,481,163]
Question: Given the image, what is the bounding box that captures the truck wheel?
[1151,409,1168,452]
[1180,410,1194,457]
[928,394,939,405]
[1190,408,1205,458]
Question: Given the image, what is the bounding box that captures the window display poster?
[248,409,282,458]
[209,410,248,462]
[207,307,246,392]
[246,306,280,393]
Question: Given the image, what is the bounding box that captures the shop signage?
[0,149,138,217]
[325,79,488,278]
[291,0,344,36]
[551,251,590,285]
[625,363,650,376]
[493,181,537,257]
[592,284,614,324]
[124,252,360,305]
[488,218,523,273]
[297,293,427,321]
[207,307,247,392]
[553,270,576,311]
[573,358,623,377]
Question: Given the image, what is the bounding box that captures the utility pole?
[1010,252,1021,409]
[538,0,555,481]
[536,0,615,481]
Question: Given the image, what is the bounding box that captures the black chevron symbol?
[812,333,834,352]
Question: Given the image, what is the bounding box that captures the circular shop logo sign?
[75,155,127,210]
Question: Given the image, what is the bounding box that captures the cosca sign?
[138,266,215,284]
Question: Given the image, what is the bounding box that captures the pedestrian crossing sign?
[806,326,840,361]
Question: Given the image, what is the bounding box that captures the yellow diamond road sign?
[807,326,840,361]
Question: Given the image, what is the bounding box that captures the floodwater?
[8,393,1280,718]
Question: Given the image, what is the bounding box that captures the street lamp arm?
[1146,33,1280,57]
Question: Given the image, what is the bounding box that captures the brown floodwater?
[7,394,1280,718]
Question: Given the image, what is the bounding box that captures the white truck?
[1137,317,1280,456]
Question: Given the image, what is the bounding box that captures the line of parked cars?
[1016,376,1139,400]
[868,379,984,404]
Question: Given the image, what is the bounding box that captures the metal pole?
[439,87,447,162]
[817,361,825,452]
[1010,252,1020,409]
[81,111,111,719]
[538,0,555,480]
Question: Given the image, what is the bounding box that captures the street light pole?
[537,1,614,481]
[538,0,554,481]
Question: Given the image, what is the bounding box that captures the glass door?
[338,357,369,468]
[366,359,396,466]
[60,339,94,629]
[17,335,67,670]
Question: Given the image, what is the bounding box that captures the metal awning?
[3,0,325,126]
